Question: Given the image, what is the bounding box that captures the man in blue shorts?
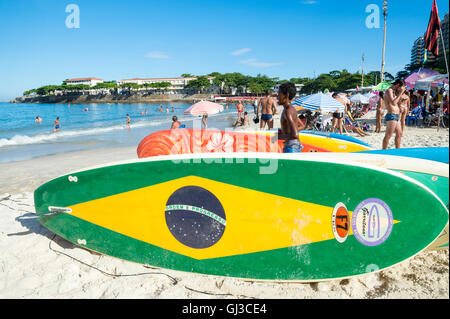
[277,83,303,153]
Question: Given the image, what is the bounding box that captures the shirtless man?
[171,116,181,129]
[257,90,277,130]
[331,93,347,134]
[53,117,60,132]
[382,79,406,149]
[277,82,303,153]
[399,90,410,132]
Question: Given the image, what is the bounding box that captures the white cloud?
[302,1,317,4]
[240,58,283,68]
[145,51,169,59]
[231,48,252,56]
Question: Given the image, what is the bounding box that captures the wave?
[0,119,171,148]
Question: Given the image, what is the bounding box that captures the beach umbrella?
[372,81,392,92]
[292,93,345,113]
[363,92,377,99]
[404,68,441,89]
[183,101,224,116]
[349,93,370,104]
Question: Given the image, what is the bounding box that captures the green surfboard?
[34,153,449,282]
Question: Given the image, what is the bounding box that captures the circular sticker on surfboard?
[165,186,226,249]
[332,202,350,243]
[351,198,393,247]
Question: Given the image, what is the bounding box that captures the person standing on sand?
[331,93,346,134]
[399,90,410,133]
[277,82,303,153]
[375,91,385,133]
[202,115,208,129]
[257,90,277,130]
[382,79,406,149]
[53,117,60,132]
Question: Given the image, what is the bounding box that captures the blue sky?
[0,0,449,100]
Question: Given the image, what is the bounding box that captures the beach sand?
[0,110,448,299]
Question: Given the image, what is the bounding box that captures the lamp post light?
[380,0,388,83]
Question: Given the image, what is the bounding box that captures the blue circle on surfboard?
[165,186,226,249]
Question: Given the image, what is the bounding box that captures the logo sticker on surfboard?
[332,202,350,243]
[165,186,226,249]
[351,198,393,247]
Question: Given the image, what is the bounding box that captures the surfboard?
[137,129,372,159]
[274,151,450,252]
[34,153,448,282]
[359,147,449,164]
[301,130,373,148]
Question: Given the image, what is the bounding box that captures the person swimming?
[171,116,182,129]
[35,116,42,123]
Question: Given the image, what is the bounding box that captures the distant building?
[438,13,449,58]
[117,76,214,92]
[410,36,436,66]
[272,83,304,97]
[65,77,104,86]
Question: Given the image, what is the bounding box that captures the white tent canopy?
[415,74,449,91]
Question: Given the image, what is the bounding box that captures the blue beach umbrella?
[292,93,345,113]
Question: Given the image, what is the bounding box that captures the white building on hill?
[65,77,104,86]
[117,76,214,91]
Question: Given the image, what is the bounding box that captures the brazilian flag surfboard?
[34,153,448,282]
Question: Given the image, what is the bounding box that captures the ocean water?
[0,102,248,163]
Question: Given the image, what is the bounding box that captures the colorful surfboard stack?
[34,128,449,281]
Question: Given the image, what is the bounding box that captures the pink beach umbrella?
[183,101,224,116]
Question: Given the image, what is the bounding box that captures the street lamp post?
[380,1,388,83]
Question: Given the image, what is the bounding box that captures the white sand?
[0,112,448,299]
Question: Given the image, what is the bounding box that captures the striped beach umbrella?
[293,93,345,113]
[184,101,224,116]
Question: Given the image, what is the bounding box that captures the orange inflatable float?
[137,129,329,158]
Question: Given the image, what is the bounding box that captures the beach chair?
[320,113,333,131]
[406,106,421,126]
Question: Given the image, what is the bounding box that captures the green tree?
[185,76,211,93]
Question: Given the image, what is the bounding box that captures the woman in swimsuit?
[375,91,385,133]
[399,91,410,133]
